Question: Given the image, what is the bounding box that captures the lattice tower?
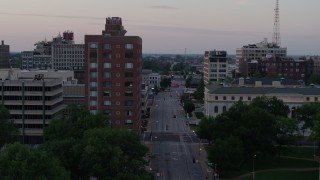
[272,0,281,46]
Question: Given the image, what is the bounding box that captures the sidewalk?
[192,141,215,179]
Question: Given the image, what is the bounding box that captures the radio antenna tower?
[272,0,280,46]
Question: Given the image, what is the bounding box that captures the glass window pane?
[104,63,111,68]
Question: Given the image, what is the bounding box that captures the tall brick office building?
[84,17,142,133]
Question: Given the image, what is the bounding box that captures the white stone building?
[204,83,320,118]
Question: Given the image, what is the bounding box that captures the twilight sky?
[1,0,319,55]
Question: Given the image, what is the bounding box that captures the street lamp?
[253,154,257,180]
[199,139,201,155]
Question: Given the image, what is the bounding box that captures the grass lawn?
[194,112,205,119]
[282,146,320,159]
[242,170,318,180]
[219,156,318,178]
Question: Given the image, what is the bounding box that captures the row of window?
[5,101,62,110]
[89,52,135,59]
[89,91,133,97]
[89,62,133,69]
[16,124,48,129]
[89,100,134,107]
[0,93,62,101]
[11,114,52,120]
[214,95,319,102]
[89,43,134,50]
[0,85,61,92]
[102,110,133,116]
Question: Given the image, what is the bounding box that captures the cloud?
[149,5,178,10]
[237,0,249,5]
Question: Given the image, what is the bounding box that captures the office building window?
[104,110,111,116]
[223,106,227,112]
[125,91,133,96]
[125,53,134,58]
[215,96,218,100]
[104,72,111,78]
[89,101,97,106]
[125,100,133,106]
[214,106,218,113]
[89,43,97,49]
[89,52,97,58]
[104,44,111,49]
[104,101,111,106]
[103,81,111,87]
[125,110,133,116]
[90,72,97,78]
[90,91,97,97]
[90,63,97,68]
[104,63,111,68]
[125,63,133,69]
[125,44,133,49]
[125,82,133,88]
[125,119,133,125]
[104,91,111,97]
[90,82,97,87]
[104,53,111,59]
[223,96,226,100]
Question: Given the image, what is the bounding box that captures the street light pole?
[253,154,256,180]
[199,139,201,155]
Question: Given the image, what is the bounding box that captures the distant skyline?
[1,0,319,55]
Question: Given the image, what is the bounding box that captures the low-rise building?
[204,83,320,118]
[0,73,64,144]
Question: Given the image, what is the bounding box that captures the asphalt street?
[144,78,209,180]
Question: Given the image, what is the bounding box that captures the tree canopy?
[193,79,205,101]
[0,142,69,180]
[183,100,195,115]
[43,105,152,180]
[198,96,298,174]
[0,105,19,147]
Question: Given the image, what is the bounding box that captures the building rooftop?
[207,84,320,95]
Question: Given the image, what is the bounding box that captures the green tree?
[0,105,18,147]
[43,105,109,179]
[250,96,290,117]
[43,105,151,180]
[185,76,192,88]
[160,77,171,89]
[0,142,69,180]
[207,136,244,174]
[193,79,205,101]
[307,75,320,85]
[80,128,152,180]
[275,116,299,157]
[183,100,195,115]
[197,116,214,143]
[295,102,320,131]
